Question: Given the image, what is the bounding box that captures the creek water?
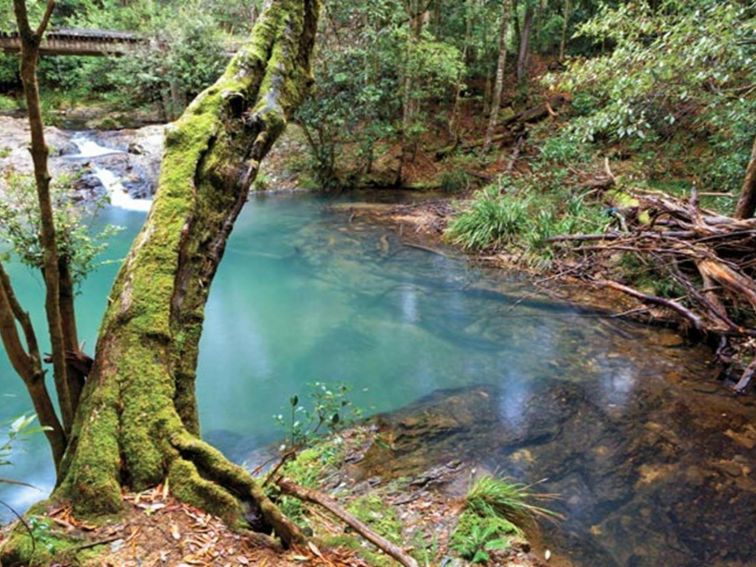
[0,141,753,566]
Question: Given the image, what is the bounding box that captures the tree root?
[170,432,305,547]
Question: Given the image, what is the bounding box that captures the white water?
[93,165,153,213]
[69,134,153,213]
[69,135,123,158]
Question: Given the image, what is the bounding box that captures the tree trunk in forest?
[559,0,571,61]
[12,0,76,435]
[516,2,534,85]
[449,0,472,140]
[1,0,94,475]
[734,137,756,219]
[48,0,320,547]
[399,0,429,183]
[58,259,86,410]
[483,0,512,152]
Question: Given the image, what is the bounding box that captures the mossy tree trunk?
[51,0,320,546]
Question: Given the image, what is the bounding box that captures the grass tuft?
[450,476,561,564]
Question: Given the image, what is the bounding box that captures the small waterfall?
[92,165,153,213]
[69,134,153,213]
[69,135,122,158]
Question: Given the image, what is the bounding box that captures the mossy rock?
[0,515,103,566]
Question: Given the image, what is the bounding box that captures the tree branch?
[277,477,420,567]
[594,279,706,333]
[36,0,56,37]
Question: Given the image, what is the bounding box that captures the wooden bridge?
[0,28,143,56]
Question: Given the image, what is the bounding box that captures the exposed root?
[171,432,306,547]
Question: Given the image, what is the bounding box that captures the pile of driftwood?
[550,182,756,392]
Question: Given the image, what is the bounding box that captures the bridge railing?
[0,28,144,56]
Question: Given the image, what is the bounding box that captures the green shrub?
[451,511,518,564]
[0,171,121,286]
[447,181,608,263]
[539,133,590,166]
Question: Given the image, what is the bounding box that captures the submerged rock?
[353,376,756,567]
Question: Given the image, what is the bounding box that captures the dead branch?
[436,96,567,158]
[733,359,756,393]
[594,280,706,333]
[276,478,419,567]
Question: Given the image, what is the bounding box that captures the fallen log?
[435,95,567,158]
[276,477,419,567]
[697,259,756,311]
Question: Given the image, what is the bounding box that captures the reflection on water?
[0,191,753,567]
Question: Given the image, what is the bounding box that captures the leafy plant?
[549,0,755,195]
[274,381,362,449]
[0,171,121,287]
[0,95,19,113]
[1,414,47,485]
[465,476,560,523]
[451,512,515,564]
[439,169,471,193]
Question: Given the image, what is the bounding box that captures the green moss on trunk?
[43,0,320,545]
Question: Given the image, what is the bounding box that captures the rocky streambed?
[0,115,164,205]
[0,115,310,203]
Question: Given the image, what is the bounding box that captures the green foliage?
[274,439,345,524]
[252,171,271,192]
[552,0,755,193]
[0,414,46,471]
[295,0,464,188]
[0,94,20,113]
[0,171,121,287]
[106,9,227,118]
[538,134,590,166]
[451,511,516,564]
[274,382,362,449]
[466,476,559,523]
[447,176,609,266]
[0,53,17,86]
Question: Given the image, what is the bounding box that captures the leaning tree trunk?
[53,0,319,546]
[734,136,756,219]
